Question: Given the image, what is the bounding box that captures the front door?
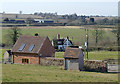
[65,59,70,70]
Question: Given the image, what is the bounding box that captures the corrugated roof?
[64,47,82,58]
[11,35,47,54]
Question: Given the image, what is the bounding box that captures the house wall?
[65,58,79,70]
[4,51,9,62]
[39,37,55,57]
[79,50,84,71]
[13,53,40,64]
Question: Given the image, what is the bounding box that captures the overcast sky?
[0,0,119,16]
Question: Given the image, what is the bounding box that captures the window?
[22,59,29,64]
[19,44,26,51]
[58,41,62,44]
[29,44,35,51]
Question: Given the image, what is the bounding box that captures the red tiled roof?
[64,47,82,58]
[11,35,47,54]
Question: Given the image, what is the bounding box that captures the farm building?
[64,47,84,71]
[34,19,54,23]
[11,35,55,64]
[4,50,12,63]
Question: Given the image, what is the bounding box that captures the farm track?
[0,26,116,30]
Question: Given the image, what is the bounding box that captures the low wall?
[40,57,108,72]
[84,60,107,72]
[40,57,64,66]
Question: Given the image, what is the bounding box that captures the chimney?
[67,36,69,40]
[35,33,39,36]
[57,34,60,39]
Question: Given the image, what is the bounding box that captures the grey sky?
[1,2,118,16]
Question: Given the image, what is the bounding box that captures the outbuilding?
[4,50,12,63]
[64,47,84,71]
[11,35,55,64]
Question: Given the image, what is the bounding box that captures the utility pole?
[86,29,89,60]
[85,28,89,60]
[84,29,86,59]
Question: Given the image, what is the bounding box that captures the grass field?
[55,51,118,60]
[2,26,117,46]
[1,49,118,60]
[1,26,118,82]
[1,49,118,82]
[2,64,118,82]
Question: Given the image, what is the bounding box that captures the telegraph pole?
[86,29,89,60]
[84,29,86,59]
[84,28,89,60]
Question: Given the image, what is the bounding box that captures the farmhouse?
[11,35,55,64]
[64,47,84,71]
[53,34,73,51]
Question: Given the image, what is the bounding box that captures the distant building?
[15,20,25,24]
[53,34,73,51]
[11,35,55,64]
[34,19,54,23]
[64,47,84,71]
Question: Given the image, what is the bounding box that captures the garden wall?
[40,57,108,72]
[84,60,107,72]
[40,57,64,66]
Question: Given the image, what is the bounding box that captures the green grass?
[2,27,117,46]
[2,64,118,82]
[1,49,118,60]
[55,51,118,60]
[87,51,118,60]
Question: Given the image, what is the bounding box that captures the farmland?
[2,64,118,82]
[55,51,118,60]
[1,26,118,82]
[1,49,118,60]
[1,26,117,47]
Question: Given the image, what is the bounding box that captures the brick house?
[11,35,55,64]
[64,47,84,71]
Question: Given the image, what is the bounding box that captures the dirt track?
[0,26,116,30]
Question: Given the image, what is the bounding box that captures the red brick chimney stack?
[67,36,69,40]
[57,34,60,39]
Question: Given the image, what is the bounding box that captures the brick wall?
[13,54,108,72]
[13,53,40,64]
[40,57,64,66]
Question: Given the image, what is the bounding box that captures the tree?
[92,28,105,47]
[4,18,9,22]
[5,26,21,46]
[89,18,95,24]
[26,17,34,24]
[112,29,120,45]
